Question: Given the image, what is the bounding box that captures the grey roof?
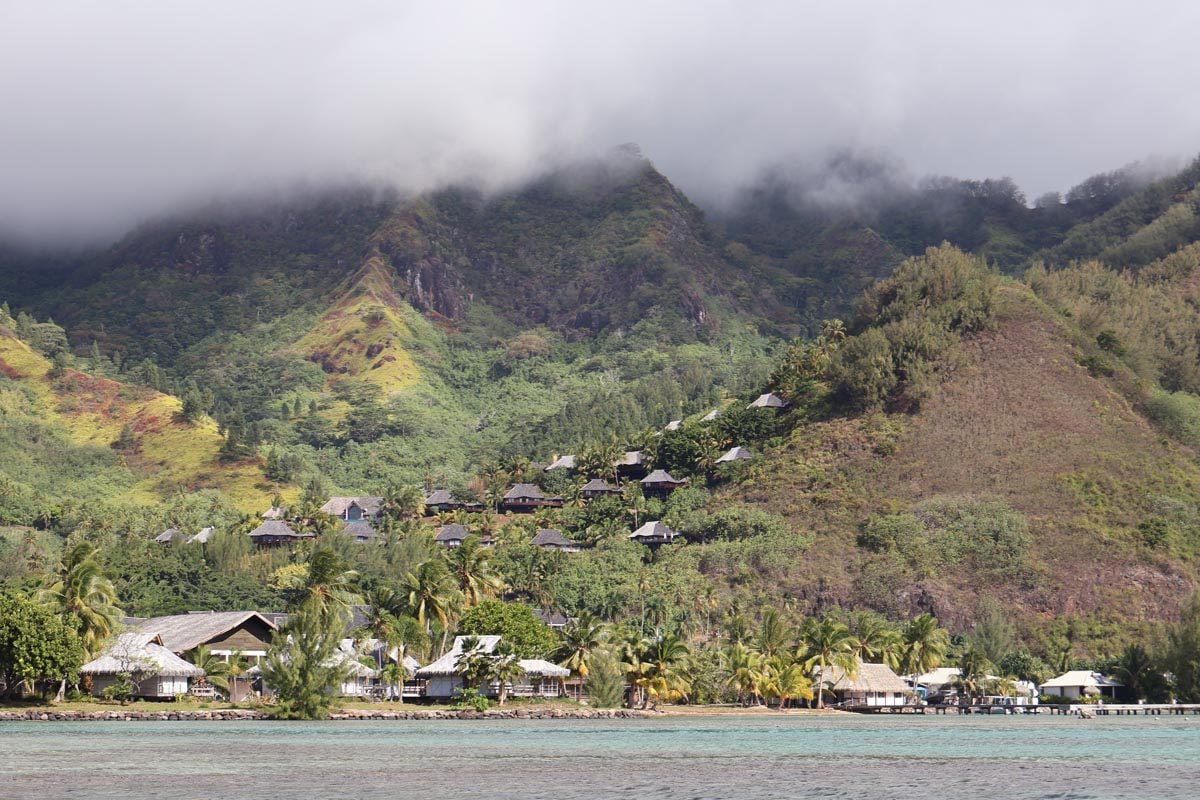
[715,446,753,463]
[262,506,285,520]
[81,633,205,678]
[641,469,685,485]
[416,635,502,676]
[186,526,214,544]
[249,520,305,539]
[663,419,682,431]
[616,451,645,467]
[321,496,384,517]
[435,523,470,543]
[343,520,378,541]
[518,659,570,678]
[424,489,455,506]
[531,528,575,548]
[701,408,723,422]
[155,528,182,544]
[1041,670,1124,689]
[132,611,278,654]
[630,520,678,541]
[581,478,619,494]
[535,609,571,627]
[545,455,577,471]
[748,392,788,409]
[504,483,548,501]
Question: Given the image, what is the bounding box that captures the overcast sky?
[3,0,1200,244]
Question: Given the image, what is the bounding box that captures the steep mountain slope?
[0,317,281,515]
[722,248,1200,642]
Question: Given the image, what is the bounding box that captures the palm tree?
[723,642,765,705]
[38,542,122,667]
[556,614,604,681]
[901,613,950,682]
[402,559,462,644]
[800,616,858,709]
[442,537,504,606]
[755,608,793,660]
[454,636,492,693]
[849,612,904,670]
[384,484,426,521]
[637,633,691,709]
[955,646,993,705]
[187,645,232,696]
[488,642,524,706]
[773,660,814,710]
[288,548,363,622]
[1114,643,1167,703]
[579,437,624,483]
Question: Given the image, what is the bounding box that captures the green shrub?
[1143,388,1200,447]
[452,687,491,712]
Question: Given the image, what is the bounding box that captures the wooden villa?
[424,488,461,513]
[321,496,384,521]
[629,520,681,545]
[580,478,621,499]
[1040,670,1123,700]
[531,528,582,553]
[544,454,577,472]
[261,506,285,520]
[154,527,183,544]
[133,610,279,662]
[501,483,564,513]
[640,469,687,498]
[435,523,492,548]
[248,519,313,547]
[342,520,378,543]
[81,633,205,699]
[615,451,648,479]
[415,635,569,700]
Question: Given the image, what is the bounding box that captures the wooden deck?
[926,703,1200,716]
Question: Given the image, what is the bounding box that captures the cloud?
[2,0,1199,244]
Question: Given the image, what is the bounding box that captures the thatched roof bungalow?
[81,633,204,699]
[321,496,384,521]
[615,451,647,479]
[342,520,378,543]
[544,454,577,472]
[531,528,581,553]
[640,469,687,498]
[715,446,753,464]
[502,483,564,513]
[747,392,789,410]
[629,520,681,545]
[416,636,569,699]
[132,611,278,659]
[819,661,912,708]
[248,520,313,547]
[580,478,621,499]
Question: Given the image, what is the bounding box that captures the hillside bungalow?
[615,451,648,479]
[435,524,492,548]
[820,661,912,709]
[81,633,205,699]
[629,520,681,545]
[535,609,571,630]
[640,469,687,498]
[133,611,279,661]
[261,506,285,520]
[501,483,564,513]
[532,528,582,553]
[415,636,570,700]
[701,407,724,422]
[187,527,213,544]
[580,478,621,499]
[248,520,313,547]
[663,419,682,431]
[715,446,753,464]
[1040,671,1123,701]
[154,528,183,544]
[748,392,789,410]
[544,454,577,472]
[342,520,378,543]
[424,489,460,513]
[321,496,384,521]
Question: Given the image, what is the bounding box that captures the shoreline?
[0,704,847,722]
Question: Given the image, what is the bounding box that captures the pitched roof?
[81,633,205,678]
[132,611,278,654]
[701,408,723,422]
[262,506,285,520]
[416,635,503,676]
[641,469,684,485]
[916,667,962,686]
[343,520,378,541]
[186,527,214,544]
[424,489,455,506]
[321,496,384,516]
[531,528,575,548]
[821,661,910,694]
[248,520,305,539]
[434,523,470,542]
[155,528,182,544]
[616,451,645,467]
[663,420,682,431]
[630,520,678,541]
[1040,670,1123,689]
[715,446,753,463]
[545,455,577,471]
[580,478,619,493]
[748,392,789,409]
[504,483,548,501]
[518,659,570,677]
[534,608,571,627]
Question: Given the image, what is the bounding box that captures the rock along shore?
[0,708,660,722]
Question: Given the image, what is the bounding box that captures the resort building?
[715,446,753,464]
[415,636,570,700]
[1039,671,1123,701]
[747,392,789,410]
[434,523,476,548]
[615,451,648,479]
[248,519,313,547]
[342,520,379,543]
[321,496,384,522]
[629,520,681,545]
[531,528,582,553]
[132,611,279,662]
[640,469,687,498]
[580,478,621,499]
[501,483,564,513]
[80,633,205,700]
[819,661,912,709]
[544,454,577,472]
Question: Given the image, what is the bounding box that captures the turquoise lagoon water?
[1,714,1198,799]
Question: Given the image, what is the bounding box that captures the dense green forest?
[3,150,1200,694]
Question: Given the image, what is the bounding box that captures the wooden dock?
[926,703,1200,716]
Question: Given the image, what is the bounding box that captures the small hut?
[342,520,378,543]
[434,523,470,547]
[580,478,621,499]
[544,454,577,472]
[615,451,648,479]
[531,528,582,553]
[640,469,687,498]
[81,633,204,699]
[424,489,460,513]
[747,392,789,410]
[501,483,564,513]
[820,661,911,708]
[154,528,182,545]
[715,446,753,464]
[1039,671,1123,701]
[248,520,313,547]
[321,496,384,521]
[629,520,680,545]
[186,526,214,544]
